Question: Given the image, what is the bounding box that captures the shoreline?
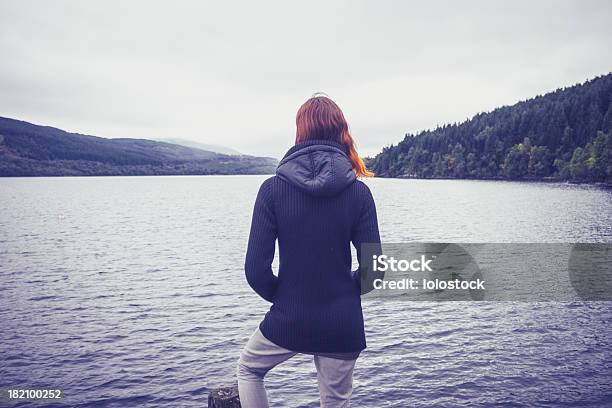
[1,173,611,188]
[387,175,612,188]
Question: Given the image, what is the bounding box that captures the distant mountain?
[0,117,277,176]
[369,73,612,183]
[156,138,241,155]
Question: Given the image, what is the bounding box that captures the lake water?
[1,176,611,407]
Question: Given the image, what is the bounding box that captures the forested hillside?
[0,117,277,176]
[369,73,612,182]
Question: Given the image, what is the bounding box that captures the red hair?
[295,95,373,177]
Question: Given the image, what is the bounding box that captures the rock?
[208,386,241,407]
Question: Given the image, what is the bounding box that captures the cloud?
[1,0,611,158]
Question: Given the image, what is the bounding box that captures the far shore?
[2,173,611,188]
[386,174,612,188]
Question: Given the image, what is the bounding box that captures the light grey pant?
[237,328,358,407]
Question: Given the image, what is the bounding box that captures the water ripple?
[1,176,611,407]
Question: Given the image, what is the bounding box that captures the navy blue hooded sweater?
[244,139,382,353]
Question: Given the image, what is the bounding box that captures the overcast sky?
[1,1,611,158]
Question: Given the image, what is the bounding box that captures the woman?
[237,94,382,407]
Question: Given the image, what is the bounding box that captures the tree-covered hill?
[0,117,277,176]
[368,73,612,183]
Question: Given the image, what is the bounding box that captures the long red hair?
[295,95,373,178]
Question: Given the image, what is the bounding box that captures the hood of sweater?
[276,139,357,197]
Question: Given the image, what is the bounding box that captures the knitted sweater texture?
[244,139,381,353]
